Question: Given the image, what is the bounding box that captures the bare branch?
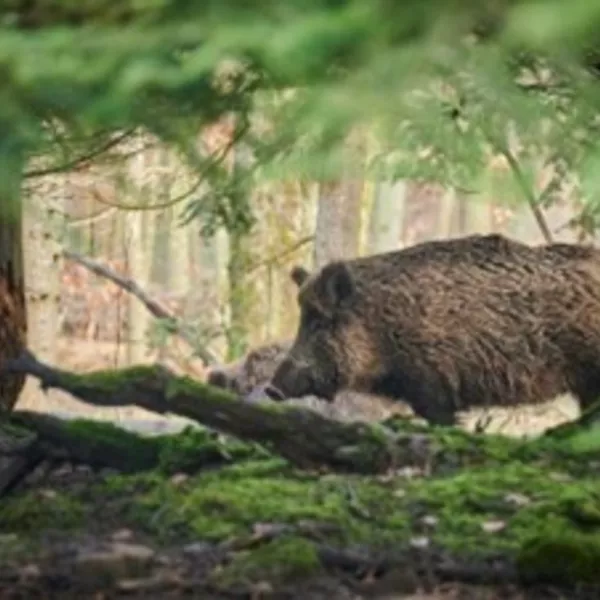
[89,121,250,212]
[246,235,315,275]
[24,129,137,179]
[478,125,554,244]
[62,250,218,365]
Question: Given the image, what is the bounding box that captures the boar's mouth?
[264,367,338,403]
[264,353,341,402]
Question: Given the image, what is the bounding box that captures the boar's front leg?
[399,374,459,426]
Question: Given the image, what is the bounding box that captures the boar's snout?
[267,357,334,402]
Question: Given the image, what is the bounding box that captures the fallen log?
[0,409,265,497]
[0,411,163,496]
[1,411,160,471]
[0,350,421,474]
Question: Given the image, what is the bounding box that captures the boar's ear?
[290,266,310,288]
[319,262,356,313]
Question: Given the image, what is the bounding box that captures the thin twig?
[498,146,553,243]
[89,122,249,212]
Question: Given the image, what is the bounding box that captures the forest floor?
[1,337,599,598]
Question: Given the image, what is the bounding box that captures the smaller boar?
[262,234,600,426]
[207,341,291,397]
[206,341,412,422]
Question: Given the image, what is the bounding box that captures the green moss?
[405,463,600,552]
[384,417,600,477]
[0,490,85,534]
[560,427,600,456]
[518,530,600,585]
[2,412,599,590]
[62,418,160,470]
[107,453,598,557]
[41,420,583,557]
[156,426,269,474]
[123,463,363,542]
[212,536,321,586]
[38,418,271,475]
[59,365,160,392]
[164,374,239,402]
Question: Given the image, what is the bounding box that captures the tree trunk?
[367,180,406,254]
[226,232,252,361]
[18,173,65,411]
[436,187,459,238]
[126,210,150,366]
[0,150,27,414]
[225,140,255,361]
[126,143,152,367]
[313,178,363,268]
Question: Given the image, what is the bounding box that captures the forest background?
[5,0,600,436]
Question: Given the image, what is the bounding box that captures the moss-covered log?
[0,350,419,474]
[0,410,271,492]
[2,350,597,478]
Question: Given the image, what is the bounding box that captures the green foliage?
[4,1,600,234]
[5,4,600,175]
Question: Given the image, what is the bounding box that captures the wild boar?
[262,234,600,425]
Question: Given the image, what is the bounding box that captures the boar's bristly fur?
[264,233,600,425]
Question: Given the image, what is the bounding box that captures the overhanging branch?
[63,250,218,365]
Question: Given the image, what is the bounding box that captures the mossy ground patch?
[1,417,599,588]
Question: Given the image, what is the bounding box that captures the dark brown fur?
[264,233,600,425]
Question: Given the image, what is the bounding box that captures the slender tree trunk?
[225,139,255,361]
[465,197,493,235]
[313,178,363,268]
[126,140,152,367]
[0,148,26,414]
[18,174,66,411]
[168,152,191,301]
[367,180,406,254]
[437,187,458,238]
[126,210,150,366]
